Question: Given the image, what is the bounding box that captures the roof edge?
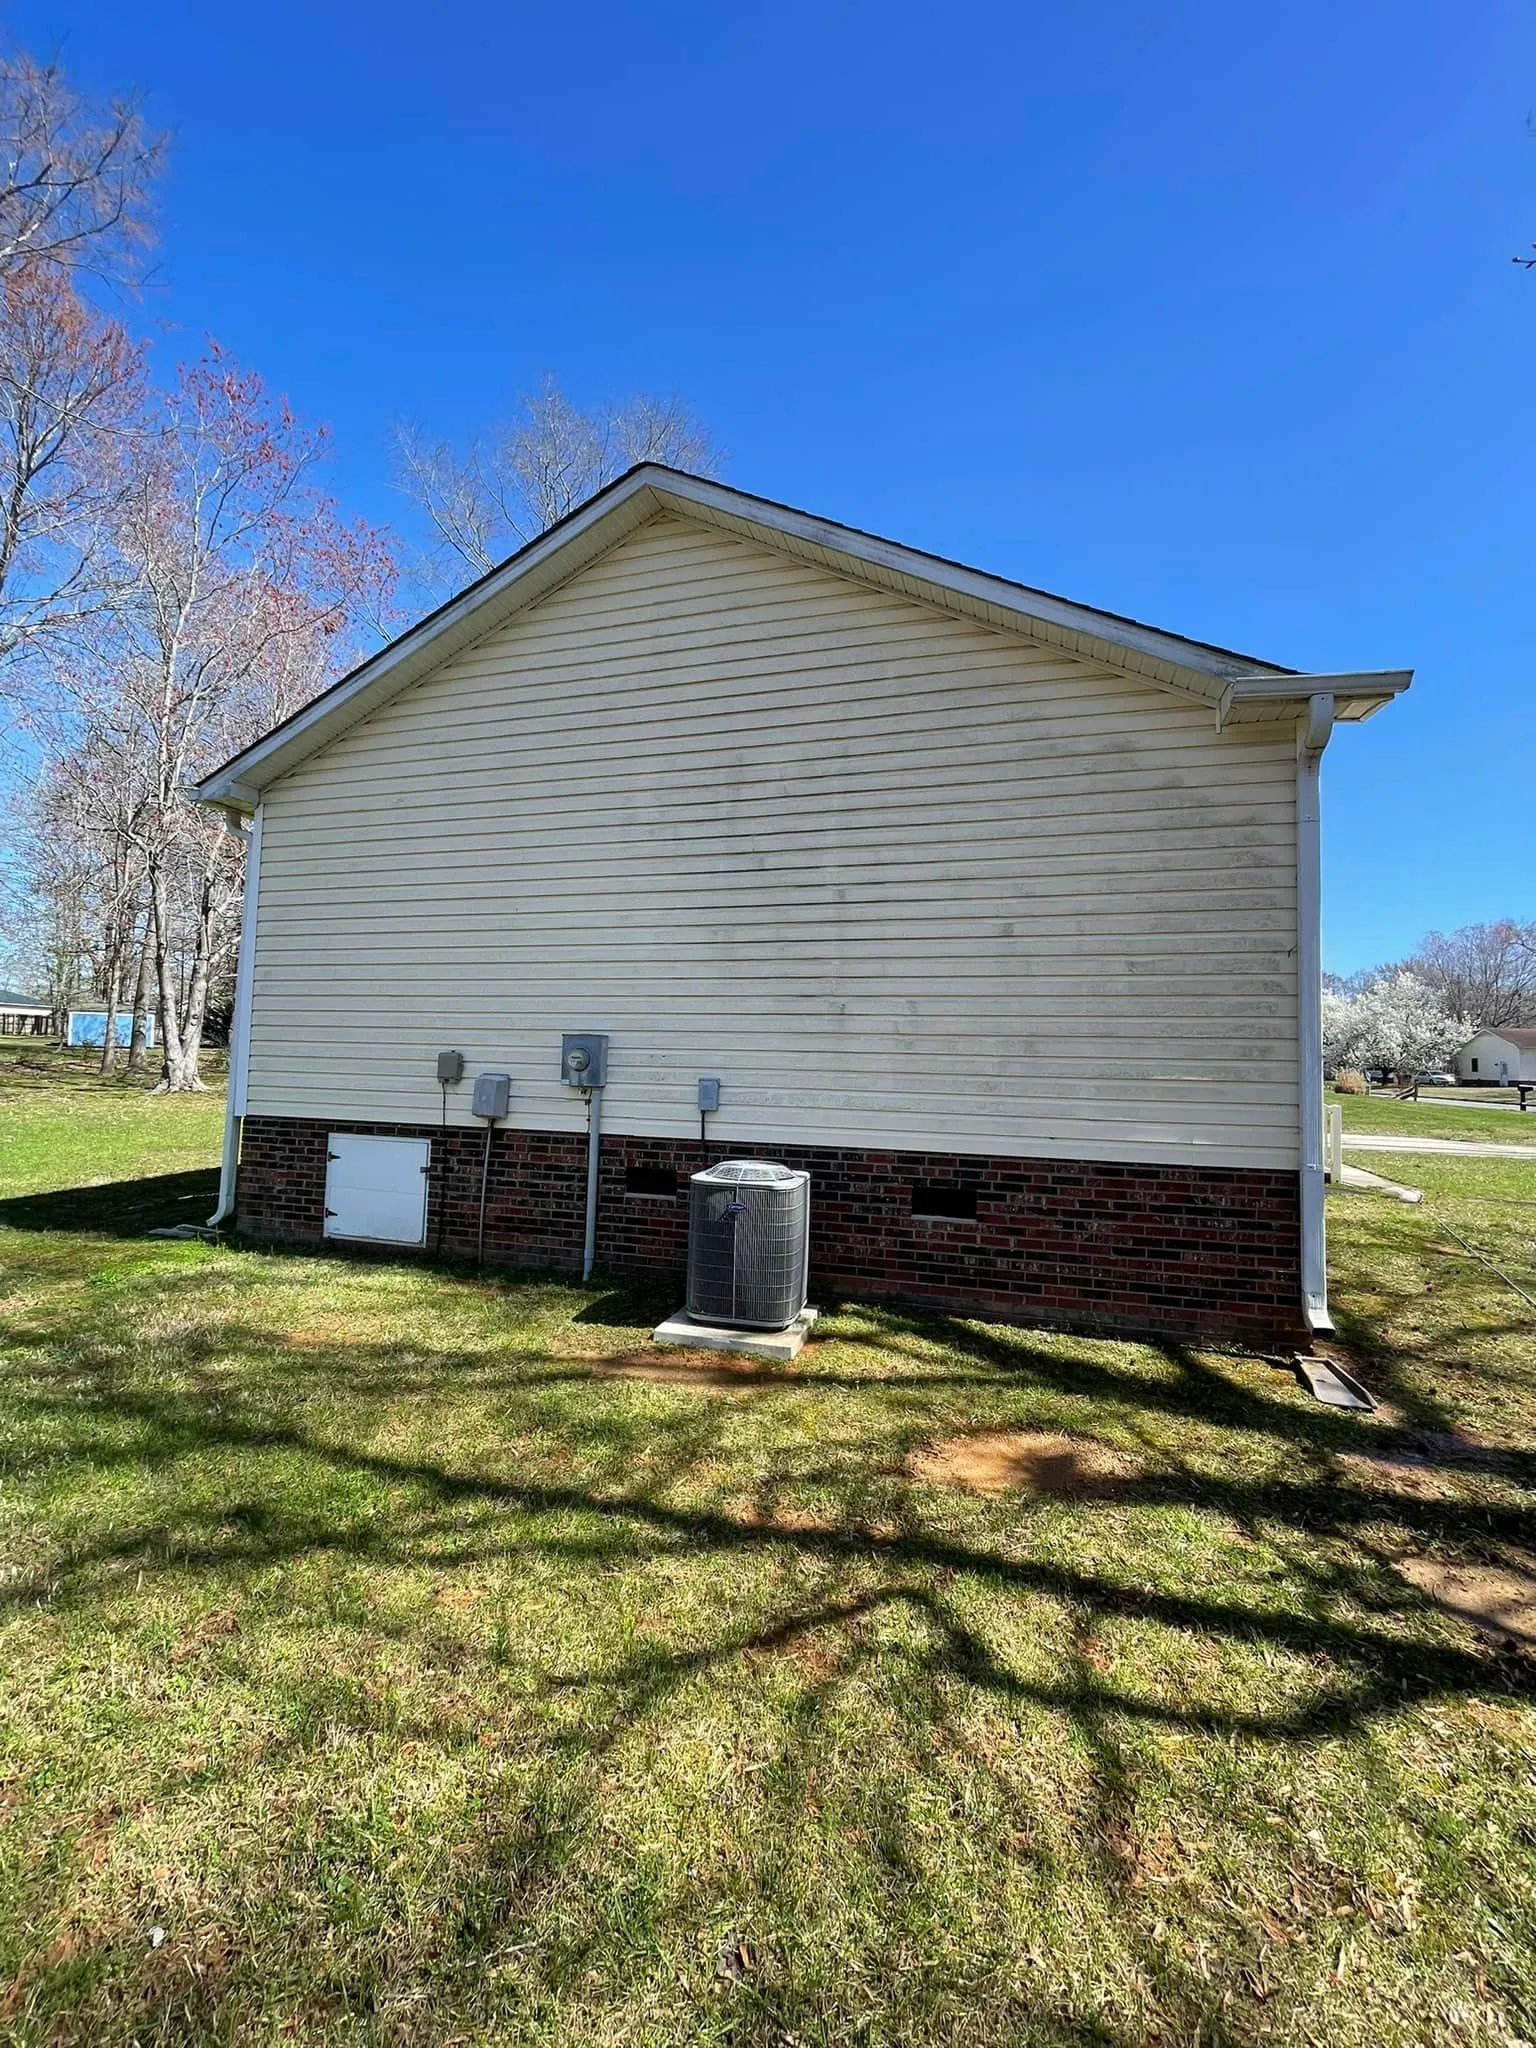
[193,464,1408,808]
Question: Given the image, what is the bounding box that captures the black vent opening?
[625,1165,679,1199]
[911,1183,978,1221]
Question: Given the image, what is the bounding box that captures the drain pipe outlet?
[1296,692,1335,1334]
[582,1087,601,1282]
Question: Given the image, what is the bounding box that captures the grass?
[1336,1090,1536,1146]
[0,1042,227,1227]
[1,1052,1533,2046]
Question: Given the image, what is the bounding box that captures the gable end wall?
[246,513,1302,1172]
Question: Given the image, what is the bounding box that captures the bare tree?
[27,723,152,1069]
[0,47,162,697]
[395,374,721,587]
[58,345,397,1090]
[0,52,161,284]
[1,771,96,1010]
[1404,919,1536,1031]
[0,263,140,665]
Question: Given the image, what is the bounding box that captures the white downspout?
[208,802,263,1228]
[1296,695,1334,1335]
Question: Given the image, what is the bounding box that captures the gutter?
[1295,695,1334,1335]
[207,802,262,1229]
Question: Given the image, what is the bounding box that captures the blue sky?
[9,0,1533,973]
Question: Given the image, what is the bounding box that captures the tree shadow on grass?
[5,1310,1535,2046]
[4,1339,1533,1737]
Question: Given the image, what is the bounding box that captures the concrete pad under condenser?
[651,1308,819,1363]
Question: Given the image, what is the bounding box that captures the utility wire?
[1435,1221,1536,1311]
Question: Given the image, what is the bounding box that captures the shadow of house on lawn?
[0,1168,221,1238]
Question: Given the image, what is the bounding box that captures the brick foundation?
[236,1115,1305,1347]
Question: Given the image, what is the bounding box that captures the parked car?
[1414,1070,1457,1087]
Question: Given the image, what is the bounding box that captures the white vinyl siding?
[249,514,1300,1168]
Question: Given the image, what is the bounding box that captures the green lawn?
[1,1056,1532,2046]
[0,1042,228,1221]
[1336,1089,1536,1146]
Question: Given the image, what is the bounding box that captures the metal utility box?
[697,1077,721,1114]
[560,1033,609,1088]
[471,1071,511,1119]
[436,1049,464,1085]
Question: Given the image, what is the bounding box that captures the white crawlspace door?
[323,1134,430,1245]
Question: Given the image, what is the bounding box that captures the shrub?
[1332,1069,1367,1095]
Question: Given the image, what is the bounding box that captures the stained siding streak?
[249,514,1300,1168]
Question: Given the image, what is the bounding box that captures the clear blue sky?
[11,0,1533,974]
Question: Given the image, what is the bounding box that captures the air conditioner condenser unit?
[687,1160,811,1330]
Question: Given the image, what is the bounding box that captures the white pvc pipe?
[208,803,263,1228]
[582,1087,601,1281]
[1296,695,1334,1333]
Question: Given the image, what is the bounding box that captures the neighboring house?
[66,1011,156,1050]
[0,989,52,1036]
[193,466,1411,1346]
[1453,1029,1536,1086]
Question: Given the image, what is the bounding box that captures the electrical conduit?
[582,1087,601,1282]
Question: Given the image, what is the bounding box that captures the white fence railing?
[1323,1102,1344,1183]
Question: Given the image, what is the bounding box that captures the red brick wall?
[236,1116,1304,1347]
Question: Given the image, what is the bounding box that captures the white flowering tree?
[1321,972,1472,1079]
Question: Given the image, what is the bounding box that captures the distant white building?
[0,987,52,1037]
[1453,1029,1536,1086]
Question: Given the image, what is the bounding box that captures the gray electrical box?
[560,1033,609,1089]
[436,1050,464,1085]
[697,1077,721,1114]
[471,1071,510,1119]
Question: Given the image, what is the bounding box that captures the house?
[1453,1029,1536,1086]
[0,988,52,1037]
[193,466,1411,1346]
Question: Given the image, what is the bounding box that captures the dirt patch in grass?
[1336,1450,1461,1502]
[907,1429,1138,1499]
[1396,1552,1536,1650]
[737,1503,903,1543]
[590,1348,792,1390]
[283,1315,374,1348]
[744,1503,838,1532]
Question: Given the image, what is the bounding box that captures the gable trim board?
[196,471,1411,1344]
